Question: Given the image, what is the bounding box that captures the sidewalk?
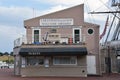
[0,69,120,80]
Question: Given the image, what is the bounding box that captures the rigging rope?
[84,0,95,23]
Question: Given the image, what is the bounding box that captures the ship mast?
[89,0,120,74]
[90,0,120,42]
[111,0,120,41]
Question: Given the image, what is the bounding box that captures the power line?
[105,13,116,43]
[84,0,96,23]
[99,0,113,11]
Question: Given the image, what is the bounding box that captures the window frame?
[73,27,82,43]
[32,28,41,43]
[87,28,94,35]
[26,56,44,66]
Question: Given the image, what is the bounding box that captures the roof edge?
[84,22,100,27]
[24,4,84,22]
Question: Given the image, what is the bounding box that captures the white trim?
[72,27,82,43]
[32,28,41,43]
[53,56,77,65]
[31,27,41,29]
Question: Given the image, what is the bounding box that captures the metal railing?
[14,34,86,48]
[14,35,27,47]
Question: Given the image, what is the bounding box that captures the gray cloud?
[0,25,25,52]
[0,6,33,26]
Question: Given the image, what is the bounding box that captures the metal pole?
[107,46,111,74]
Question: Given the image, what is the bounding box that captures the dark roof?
[19,47,87,56]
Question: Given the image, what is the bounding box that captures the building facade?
[13,4,100,77]
[100,41,120,73]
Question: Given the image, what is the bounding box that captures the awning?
[19,47,88,56]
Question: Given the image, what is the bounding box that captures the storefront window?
[53,56,77,65]
[27,57,44,66]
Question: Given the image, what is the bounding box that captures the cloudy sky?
[0,0,111,53]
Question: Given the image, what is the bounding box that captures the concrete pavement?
[0,69,120,80]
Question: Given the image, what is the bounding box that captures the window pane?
[34,30,39,34]
[27,57,44,66]
[74,29,80,43]
[75,30,79,34]
[71,57,76,64]
[34,34,39,42]
[53,56,76,65]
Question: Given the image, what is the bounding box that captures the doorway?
[87,55,96,75]
[73,28,81,43]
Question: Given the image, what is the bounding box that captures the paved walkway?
[0,69,120,80]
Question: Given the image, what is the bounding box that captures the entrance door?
[32,29,41,43]
[87,55,96,74]
[73,28,81,43]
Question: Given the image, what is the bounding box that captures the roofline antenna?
[33,8,36,18]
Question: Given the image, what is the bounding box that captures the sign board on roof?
[40,18,74,26]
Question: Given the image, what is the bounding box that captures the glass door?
[34,30,39,43]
